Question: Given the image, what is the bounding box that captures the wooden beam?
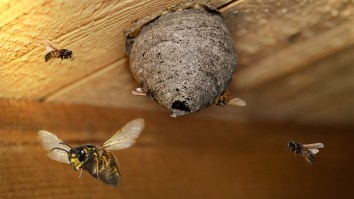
[0,100,353,198]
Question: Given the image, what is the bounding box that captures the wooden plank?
[222,0,354,71]
[232,20,354,90]
[44,58,163,112]
[0,100,353,199]
[298,95,354,125]
[0,0,233,99]
[234,45,354,126]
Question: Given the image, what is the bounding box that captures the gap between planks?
[42,58,128,102]
[218,0,245,12]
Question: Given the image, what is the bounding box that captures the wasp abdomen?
[302,149,315,165]
[44,51,57,62]
[98,150,120,186]
[81,148,120,186]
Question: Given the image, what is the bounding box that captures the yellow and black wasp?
[43,39,74,64]
[288,140,324,165]
[38,118,145,186]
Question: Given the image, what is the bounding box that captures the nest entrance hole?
[171,100,191,112]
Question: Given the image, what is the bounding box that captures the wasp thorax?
[125,3,236,117]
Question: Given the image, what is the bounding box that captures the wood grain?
[222,0,354,70]
[232,20,354,91]
[234,45,354,126]
[0,100,353,199]
[45,58,163,111]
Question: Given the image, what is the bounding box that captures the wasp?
[38,118,145,186]
[288,140,324,165]
[214,90,246,107]
[44,39,74,64]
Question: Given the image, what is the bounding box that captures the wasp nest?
[125,3,236,117]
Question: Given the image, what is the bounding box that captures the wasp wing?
[308,148,320,155]
[132,87,147,96]
[46,150,70,164]
[102,118,145,150]
[45,45,55,52]
[44,40,60,51]
[38,130,70,164]
[229,98,247,106]
[303,143,324,149]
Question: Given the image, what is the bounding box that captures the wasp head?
[288,140,302,154]
[60,49,74,60]
[68,147,88,170]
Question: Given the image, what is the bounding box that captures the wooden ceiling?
[0,0,353,127]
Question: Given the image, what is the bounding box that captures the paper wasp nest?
[125,3,236,117]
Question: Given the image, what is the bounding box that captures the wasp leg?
[117,165,125,189]
[94,154,100,180]
[101,154,109,168]
[49,59,54,65]
[79,168,83,178]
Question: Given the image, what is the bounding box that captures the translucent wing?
[38,130,70,164]
[308,148,320,155]
[303,143,324,149]
[45,45,55,52]
[229,98,247,106]
[46,150,70,164]
[102,118,145,150]
[44,39,60,51]
[132,87,146,96]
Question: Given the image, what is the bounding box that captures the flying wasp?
[44,39,74,64]
[287,140,324,165]
[38,118,145,186]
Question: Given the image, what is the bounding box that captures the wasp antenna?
[50,147,69,153]
[59,142,73,149]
